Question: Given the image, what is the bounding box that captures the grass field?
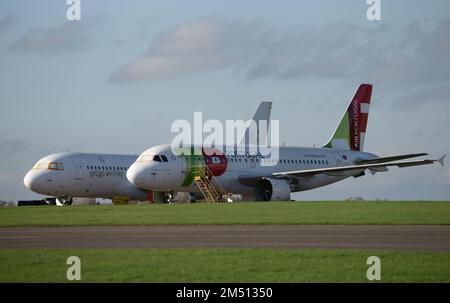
[0,201,449,227]
[0,248,449,282]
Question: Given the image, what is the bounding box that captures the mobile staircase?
[193,166,228,203]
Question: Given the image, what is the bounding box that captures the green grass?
[0,201,449,227]
[0,248,449,282]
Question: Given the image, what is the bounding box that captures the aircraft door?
[332,152,343,167]
[71,156,86,180]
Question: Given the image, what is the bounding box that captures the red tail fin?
[323,84,372,151]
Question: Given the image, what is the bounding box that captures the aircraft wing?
[354,153,428,165]
[238,155,445,185]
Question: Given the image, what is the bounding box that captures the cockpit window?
[33,162,64,171]
[138,155,154,162]
[138,154,169,162]
[33,162,48,169]
[48,162,64,170]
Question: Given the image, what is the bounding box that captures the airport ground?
[0,201,449,282]
[1,201,449,226]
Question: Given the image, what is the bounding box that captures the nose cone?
[23,171,33,189]
[127,163,148,189]
[23,170,41,192]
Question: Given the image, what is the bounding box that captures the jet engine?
[254,178,291,201]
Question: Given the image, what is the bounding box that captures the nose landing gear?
[163,191,176,203]
[56,196,73,206]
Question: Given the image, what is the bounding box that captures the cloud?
[0,140,26,155]
[110,17,388,82]
[111,17,267,81]
[9,21,95,54]
[0,15,15,34]
[111,16,450,103]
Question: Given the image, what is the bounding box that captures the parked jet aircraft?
[127,84,445,201]
[23,102,272,205]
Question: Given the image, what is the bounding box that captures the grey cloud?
[0,15,16,35]
[111,16,450,107]
[9,21,95,54]
[110,17,269,81]
[110,18,388,82]
[110,17,391,82]
[0,140,26,155]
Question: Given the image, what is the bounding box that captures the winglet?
[437,154,446,167]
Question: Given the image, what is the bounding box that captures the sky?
[0,0,449,201]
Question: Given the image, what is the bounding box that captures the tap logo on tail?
[324,84,372,151]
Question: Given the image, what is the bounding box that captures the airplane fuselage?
[24,152,149,200]
[127,144,378,196]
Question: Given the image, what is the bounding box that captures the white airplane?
[23,102,272,205]
[127,84,446,201]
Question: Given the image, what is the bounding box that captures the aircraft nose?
[23,170,41,191]
[127,163,148,188]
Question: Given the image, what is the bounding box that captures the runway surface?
[1,225,449,251]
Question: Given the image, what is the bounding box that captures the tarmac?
[1,225,449,251]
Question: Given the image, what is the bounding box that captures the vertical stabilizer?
[238,101,272,146]
[323,84,372,151]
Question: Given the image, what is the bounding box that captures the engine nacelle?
[254,178,291,201]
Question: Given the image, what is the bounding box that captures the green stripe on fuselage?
[176,146,206,187]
